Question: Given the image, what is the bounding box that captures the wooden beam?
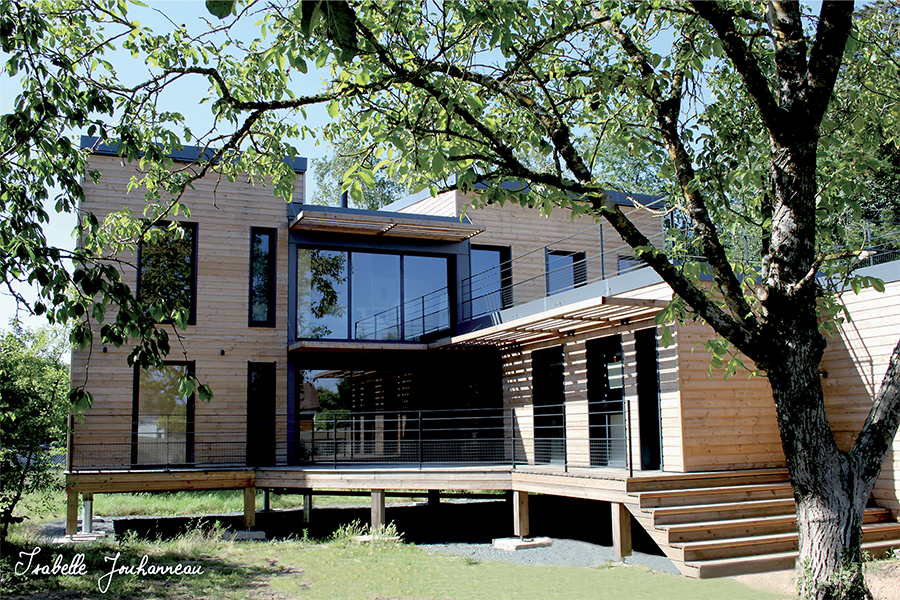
[66,490,79,536]
[611,502,632,559]
[371,489,386,531]
[513,491,530,538]
[244,487,256,528]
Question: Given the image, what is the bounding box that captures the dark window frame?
[137,221,198,326]
[131,361,196,468]
[295,247,454,342]
[545,249,587,296]
[470,244,513,311]
[249,227,278,327]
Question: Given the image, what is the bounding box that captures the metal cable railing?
[353,287,451,341]
[68,403,632,473]
[461,225,666,322]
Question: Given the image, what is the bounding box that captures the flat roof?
[290,205,483,241]
[80,136,307,173]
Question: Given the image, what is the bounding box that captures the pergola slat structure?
[441,296,668,348]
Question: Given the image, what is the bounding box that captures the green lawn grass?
[3,526,782,600]
[5,480,783,600]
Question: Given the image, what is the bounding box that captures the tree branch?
[806,2,854,125]
[689,1,785,136]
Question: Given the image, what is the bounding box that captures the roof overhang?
[290,209,483,241]
[440,296,668,348]
[289,340,431,353]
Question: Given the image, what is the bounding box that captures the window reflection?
[352,253,401,340]
[296,249,348,339]
[296,249,450,342]
[403,255,449,340]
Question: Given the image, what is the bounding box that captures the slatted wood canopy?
[442,296,668,347]
[290,209,483,241]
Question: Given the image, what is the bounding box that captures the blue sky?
[0,1,333,332]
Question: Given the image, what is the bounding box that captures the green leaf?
[205,0,235,19]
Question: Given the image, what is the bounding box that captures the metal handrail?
[69,402,632,473]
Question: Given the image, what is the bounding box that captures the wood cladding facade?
[68,162,899,520]
[70,155,297,469]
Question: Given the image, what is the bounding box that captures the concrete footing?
[224,530,267,541]
[493,536,553,551]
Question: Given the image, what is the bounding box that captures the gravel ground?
[421,538,680,573]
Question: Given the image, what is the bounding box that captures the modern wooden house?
[66,139,900,577]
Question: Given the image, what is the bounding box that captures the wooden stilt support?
[611,502,632,559]
[371,489,385,531]
[303,493,312,524]
[66,490,79,536]
[263,489,271,512]
[427,489,440,507]
[82,493,94,534]
[513,491,530,539]
[243,487,256,529]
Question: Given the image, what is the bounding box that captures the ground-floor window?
[532,346,566,464]
[586,335,626,467]
[132,362,194,466]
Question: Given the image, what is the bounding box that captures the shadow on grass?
[1,529,298,600]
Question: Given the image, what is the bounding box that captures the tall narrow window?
[138,222,197,325]
[545,249,587,295]
[586,335,626,468]
[468,245,512,317]
[635,328,662,470]
[532,346,566,465]
[132,362,194,466]
[249,228,277,327]
[247,362,276,466]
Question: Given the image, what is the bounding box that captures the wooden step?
[662,507,894,544]
[687,540,900,579]
[626,469,790,493]
[675,522,900,562]
[634,483,793,509]
[649,498,796,526]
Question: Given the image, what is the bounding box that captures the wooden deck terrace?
[63,465,900,579]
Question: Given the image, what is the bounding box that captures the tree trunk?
[766,350,875,600]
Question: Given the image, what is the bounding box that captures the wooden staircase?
[625,469,900,578]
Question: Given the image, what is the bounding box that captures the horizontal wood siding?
[675,322,784,472]
[500,317,680,472]
[70,155,297,469]
[456,191,665,304]
[821,279,900,516]
[396,190,457,217]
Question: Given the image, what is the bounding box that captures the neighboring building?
[67,139,900,577]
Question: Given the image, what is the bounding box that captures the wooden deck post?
[371,489,386,531]
[611,502,632,559]
[82,493,94,534]
[66,490,79,536]
[428,489,440,507]
[513,490,530,538]
[243,487,256,529]
[303,493,312,524]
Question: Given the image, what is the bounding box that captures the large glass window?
[132,362,194,466]
[249,228,276,327]
[403,255,449,340]
[296,249,450,342]
[352,253,401,340]
[546,249,587,295]
[297,249,348,339]
[138,222,197,325]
